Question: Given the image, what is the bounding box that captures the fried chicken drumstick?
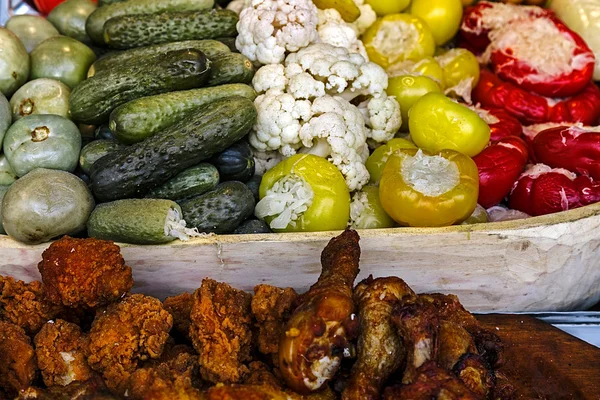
[279,230,361,394]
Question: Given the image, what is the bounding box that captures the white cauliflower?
[235,0,319,65]
[249,89,370,190]
[317,8,368,59]
[253,149,284,175]
[349,0,376,35]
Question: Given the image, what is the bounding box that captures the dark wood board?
[478,314,600,400]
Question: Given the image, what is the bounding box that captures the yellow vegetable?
[409,0,463,46]
[312,0,361,22]
[365,0,410,17]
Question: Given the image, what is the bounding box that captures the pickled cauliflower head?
[236,0,320,65]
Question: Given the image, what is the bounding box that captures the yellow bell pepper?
[379,148,479,227]
[255,154,350,232]
[409,0,463,46]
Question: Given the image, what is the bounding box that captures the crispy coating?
[243,361,284,388]
[452,353,495,398]
[38,236,133,308]
[205,384,337,400]
[0,321,37,396]
[279,230,361,394]
[343,276,416,400]
[15,375,118,399]
[0,276,64,335]
[383,361,480,400]
[419,294,504,368]
[189,279,253,384]
[164,292,194,341]
[251,285,298,356]
[392,299,440,385]
[34,319,93,387]
[438,321,477,371]
[87,294,173,393]
[123,346,201,400]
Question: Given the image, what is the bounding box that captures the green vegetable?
[90,96,256,201]
[30,36,96,89]
[180,181,255,234]
[0,93,10,145]
[215,37,238,52]
[0,28,30,97]
[98,0,126,5]
[87,198,199,244]
[3,114,82,177]
[70,49,210,125]
[0,185,11,235]
[207,53,255,86]
[1,168,95,244]
[79,140,124,175]
[5,15,59,53]
[234,219,271,234]
[9,78,71,121]
[88,39,229,77]
[145,163,219,201]
[47,0,97,45]
[0,155,17,186]
[85,0,214,45]
[245,174,262,202]
[209,140,255,182]
[103,9,238,49]
[109,83,256,144]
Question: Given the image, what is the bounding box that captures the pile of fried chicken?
[0,230,515,400]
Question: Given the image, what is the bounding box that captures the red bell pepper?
[471,106,523,142]
[472,69,600,126]
[532,126,600,180]
[487,16,595,98]
[460,1,550,54]
[508,164,600,216]
[473,136,529,208]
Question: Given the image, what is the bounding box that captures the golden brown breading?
[243,361,283,388]
[452,353,495,398]
[0,321,37,397]
[122,346,201,400]
[87,294,173,393]
[34,319,93,387]
[15,375,118,399]
[0,276,64,335]
[189,279,253,384]
[251,285,297,357]
[38,236,133,308]
[205,384,290,400]
[163,292,193,340]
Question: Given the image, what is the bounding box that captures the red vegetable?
[472,69,600,125]
[508,164,600,216]
[460,1,550,53]
[473,136,528,208]
[472,106,523,142]
[487,16,595,98]
[532,126,600,180]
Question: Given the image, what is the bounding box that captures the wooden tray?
[478,314,600,399]
[2,203,600,312]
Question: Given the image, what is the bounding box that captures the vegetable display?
[1,0,600,244]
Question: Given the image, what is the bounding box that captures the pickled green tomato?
[409,0,463,46]
[408,92,490,157]
[436,48,480,91]
[0,28,30,97]
[5,15,59,53]
[350,185,395,229]
[10,78,71,121]
[366,0,410,17]
[387,75,442,131]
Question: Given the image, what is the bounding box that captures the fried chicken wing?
[38,236,133,309]
[244,361,284,388]
[438,321,477,371]
[392,299,440,385]
[163,292,194,341]
[34,319,93,387]
[87,294,173,393]
[342,276,416,400]
[16,375,118,400]
[419,294,504,368]
[252,285,298,357]
[122,346,201,400]
[0,276,64,335]
[0,321,37,397]
[206,383,337,400]
[279,230,361,394]
[189,279,253,384]
[452,353,495,398]
[383,361,480,400]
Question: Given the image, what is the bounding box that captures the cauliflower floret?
[317,9,368,59]
[358,96,402,145]
[249,89,370,190]
[236,0,319,65]
[253,149,285,175]
[350,0,377,35]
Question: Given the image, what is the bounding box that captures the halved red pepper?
[460,1,550,53]
[472,69,600,125]
[473,136,528,208]
[532,126,600,180]
[508,164,600,216]
[471,105,523,142]
[487,16,595,98]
